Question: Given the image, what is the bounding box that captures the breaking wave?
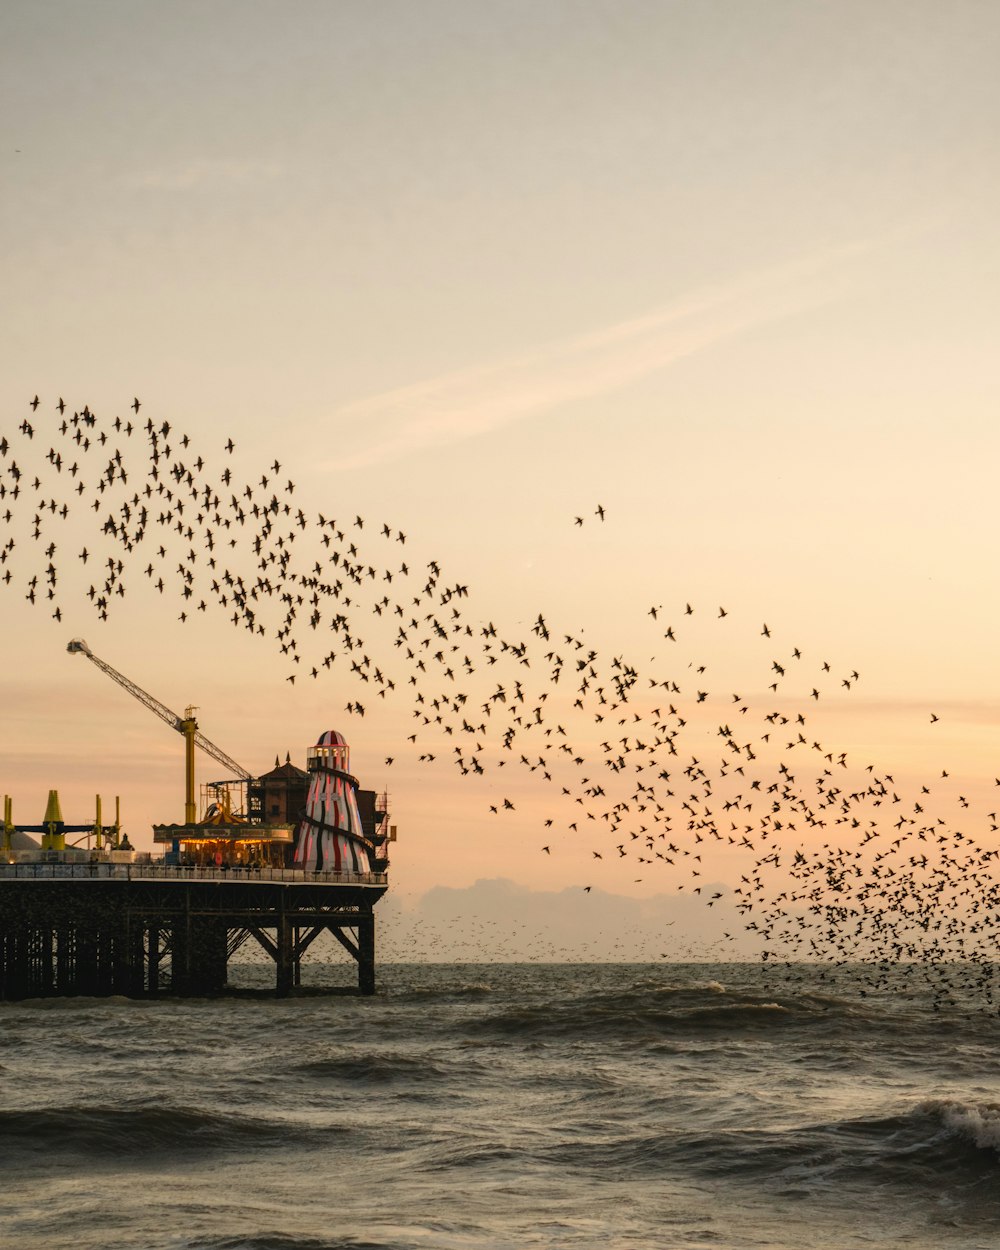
[528,1098,1000,1196]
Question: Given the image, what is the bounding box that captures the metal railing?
[0,862,388,887]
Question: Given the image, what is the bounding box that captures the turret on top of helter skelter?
[292,730,381,874]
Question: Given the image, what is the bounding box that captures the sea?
[2,963,999,1250]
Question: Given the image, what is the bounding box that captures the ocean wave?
[425,1142,525,1171]
[468,986,836,1041]
[190,1238,396,1250]
[799,1100,1000,1166]
[926,1099,1000,1153]
[292,1053,455,1084]
[688,1101,1000,1190]
[776,1100,1000,1195]
[384,982,495,1004]
[3,995,136,1009]
[189,1238,395,1250]
[0,1105,330,1160]
[537,1099,1000,1194]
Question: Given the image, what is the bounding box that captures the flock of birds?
[3,396,999,1009]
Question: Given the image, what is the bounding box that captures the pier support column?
[76,927,99,996]
[37,928,54,994]
[276,916,294,997]
[10,931,30,998]
[173,916,228,995]
[112,922,144,995]
[55,926,73,993]
[148,924,161,995]
[358,911,375,996]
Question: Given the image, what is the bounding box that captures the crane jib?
[67,638,253,786]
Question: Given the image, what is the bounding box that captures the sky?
[2,2,999,956]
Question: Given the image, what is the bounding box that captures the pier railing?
[0,862,388,887]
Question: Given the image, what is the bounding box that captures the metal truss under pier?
[0,865,388,999]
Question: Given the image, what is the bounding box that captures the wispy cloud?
[325,244,868,472]
[129,158,281,191]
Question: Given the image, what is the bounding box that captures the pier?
[2,718,394,1001]
[0,863,388,999]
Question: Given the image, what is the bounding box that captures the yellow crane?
[67,638,252,823]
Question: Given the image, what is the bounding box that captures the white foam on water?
[930,1100,1000,1153]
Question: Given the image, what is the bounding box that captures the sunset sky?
[2,2,999,948]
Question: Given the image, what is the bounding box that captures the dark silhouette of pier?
[0,863,386,999]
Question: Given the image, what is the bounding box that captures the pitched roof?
[258,760,309,781]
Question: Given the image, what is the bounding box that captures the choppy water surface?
[2,964,999,1250]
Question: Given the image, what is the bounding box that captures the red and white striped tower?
[292,730,377,874]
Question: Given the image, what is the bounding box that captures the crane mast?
[67,638,253,823]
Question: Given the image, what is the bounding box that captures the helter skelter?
[294,730,381,875]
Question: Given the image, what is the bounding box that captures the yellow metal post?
[95,794,103,850]
[2,795,12,858]
[181,709,198,824]
[41,789,65,851]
